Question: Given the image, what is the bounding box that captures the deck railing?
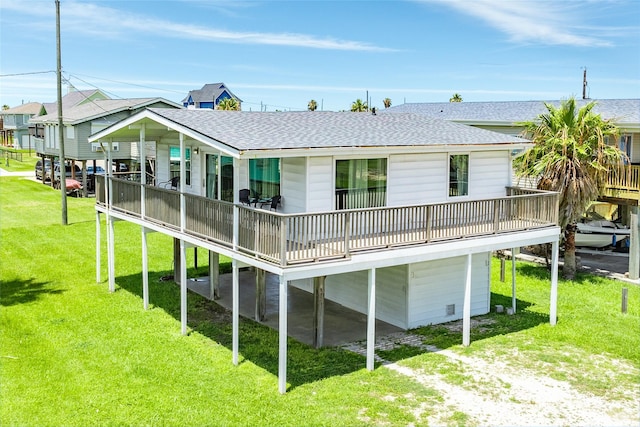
[606,164,640,197]
[96,175,559,266]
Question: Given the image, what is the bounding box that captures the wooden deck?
[96,176,559,267]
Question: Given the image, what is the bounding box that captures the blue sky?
[1,0,639,111]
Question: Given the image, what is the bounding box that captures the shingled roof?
[32,98,181,125]
[181,83,241,105]
[385,99,640,126]
[137,108,530,151]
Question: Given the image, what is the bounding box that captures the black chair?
[267,195,281,211]
[161,176,180,190]
[239,189,252,205]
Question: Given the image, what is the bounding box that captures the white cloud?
[419,0,613,47]
[1,0,394,52]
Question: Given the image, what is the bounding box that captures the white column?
[629,206,639,280]
[209,251,219,300]
[511,247,517,312]
[107,142,115,293]
[95,211,101,283]
[366,268,377,371]
[107,214,115,293]
[462,253,472,346]
[139,124,146,217]
[142,227,149,310]
[550,239,560,325]
[278,274,288,394]
[180,239,187,335]
[179,133,186,232]
[232,260,239,365]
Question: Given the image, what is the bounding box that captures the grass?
[1,176,639,426]
[0,150,39,173]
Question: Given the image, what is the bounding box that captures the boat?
[575,220,630,248]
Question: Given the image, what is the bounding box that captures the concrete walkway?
[0,168,34,177]
[185,270,401,347]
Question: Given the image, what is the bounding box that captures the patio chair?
[266,195,281,211]
[160,176,180,190]
[239,189,252,206]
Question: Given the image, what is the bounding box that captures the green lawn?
[1,176,638,426]
[0,150,39,173]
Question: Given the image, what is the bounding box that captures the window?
[620,135,631,163]
[335,158,387,209]
[169,146,191,186]
[249,158,280,199]
[66,125,75,140]
[449,154,468,197]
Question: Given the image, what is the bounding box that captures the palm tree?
[307,99,318,111]
[514,97,624,279]
[350,99,368,112]
[2,104,9,110]
[216,98,240,111]
[449,93,463,102]
[383,98,392,109]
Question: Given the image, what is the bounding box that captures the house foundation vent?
[446,304,455,316]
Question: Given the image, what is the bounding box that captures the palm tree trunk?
[563,224,578,280]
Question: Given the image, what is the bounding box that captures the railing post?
[280,215,287,266]
[493,199,500,233]
[425,205,432,242]
[344,212,351,257]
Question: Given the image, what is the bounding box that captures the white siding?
[323,265,408,328]
[387,153,447,206]
[469,151,510,198]
[407,253,490,328]
[281,158,306,213]
[306,157,333,212]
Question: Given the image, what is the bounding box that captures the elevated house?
[31,97,181,194]
[182,83,241,110]
[89,108,561,393]
[0,102,42,149]
[387,99,640,279]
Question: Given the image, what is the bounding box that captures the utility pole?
[56,0,68,225]
[582,67,588,100]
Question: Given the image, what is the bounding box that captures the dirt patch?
[343,333,639,426]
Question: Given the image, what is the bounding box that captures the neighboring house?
[0,102,43,149]
[38,88,111,118]
[90,108,562,393]
[30,97,182,191]
[182,83,241,110]
[386,99,640,279]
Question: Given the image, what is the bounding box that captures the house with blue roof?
[181,83,241,110]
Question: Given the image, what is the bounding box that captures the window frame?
[169,145,191,186]
[334,157,388,210]
[448,153,469,198]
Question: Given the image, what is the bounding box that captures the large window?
[169,146,191,186]
[449,154,468,197]
[335,158,387,209]
[249,158,280,199]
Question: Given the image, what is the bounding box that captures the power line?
[0,70,55,78]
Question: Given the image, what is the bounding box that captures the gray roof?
[41,89,109,117]
[146,108,529,151]
[32,98,181,125]
[385,99,640,126]
[181,83,241,104]
[1,102,42,115]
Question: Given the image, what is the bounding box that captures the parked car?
[87,165,105,175]
[35,159,51,181]
[45,163,82,182]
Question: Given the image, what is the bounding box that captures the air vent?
[446,304,455,316]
